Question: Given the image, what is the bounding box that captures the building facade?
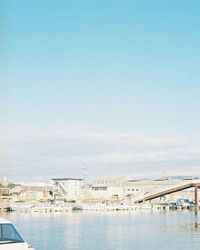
[52,178,84,201]
[88,177,197,202]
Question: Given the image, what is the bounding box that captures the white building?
[88,177,198,202]
[88,177,127,200]
[122,178,196,202]
[52,178,84,201]
[90,186,123,200]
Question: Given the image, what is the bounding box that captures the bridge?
[134,180,200,208]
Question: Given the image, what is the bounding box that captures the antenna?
[81,161,88,180]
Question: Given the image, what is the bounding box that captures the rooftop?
[52,178,83,181]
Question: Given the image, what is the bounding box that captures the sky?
[0,0,200,182]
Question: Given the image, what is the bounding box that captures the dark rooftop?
[52,178,83,181]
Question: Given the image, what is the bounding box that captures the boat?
[0,217,35,250]
[72,205,83,211]
[9,202,33,212]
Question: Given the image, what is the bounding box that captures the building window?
[92,187,107,191]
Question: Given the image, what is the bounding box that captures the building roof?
[52,178,83,181]
[93,176,129,187]
[11,185,53,193]
[122,179,184,187]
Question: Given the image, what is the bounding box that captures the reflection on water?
[183,215,200,231]
[4,211,200,250]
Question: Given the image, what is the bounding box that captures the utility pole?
[195,185,199,215]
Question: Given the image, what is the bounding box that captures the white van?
[0,217,35,250]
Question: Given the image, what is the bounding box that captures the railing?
[56,182,68,195]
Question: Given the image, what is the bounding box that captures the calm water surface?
[4,211,200,250]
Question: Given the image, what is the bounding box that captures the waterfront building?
[88,177,197,202]
[52,178,84,201]
[0,187,10,200]
[122,178,196,202]
[90,186,123,200]
[88,177,128,201]
[10,185,53,201]
[2,176,197,204]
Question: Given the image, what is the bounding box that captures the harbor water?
[4,210,200,250]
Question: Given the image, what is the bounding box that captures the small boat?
[0,217,35,250]
[9,203,33,212]
[72,205,83,211]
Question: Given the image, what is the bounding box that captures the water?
[4,210,200,250]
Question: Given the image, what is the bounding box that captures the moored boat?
[0,217,35,250]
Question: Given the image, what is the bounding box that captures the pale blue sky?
[1,0,200,181]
